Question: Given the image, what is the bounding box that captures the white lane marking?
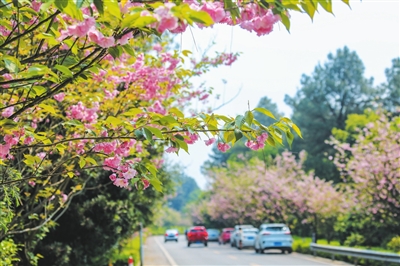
[228,255,237,260]
[154,237,178,266]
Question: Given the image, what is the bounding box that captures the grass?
[110,234,144,266]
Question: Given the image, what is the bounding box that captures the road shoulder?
[144,236,171,266]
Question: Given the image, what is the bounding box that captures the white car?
[164,229,179,242]
[230,224,255,247]
[254,223,293,254]
[235,228,259,249]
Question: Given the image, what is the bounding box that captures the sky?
[166,0,400,190]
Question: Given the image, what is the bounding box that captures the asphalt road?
[146,235,350,266]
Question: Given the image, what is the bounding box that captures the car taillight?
[165,233,168,236]
[262,232,270,235]
[175,233,179,236]
[284,231,291,235]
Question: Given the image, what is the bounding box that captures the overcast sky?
[166,0,400,190]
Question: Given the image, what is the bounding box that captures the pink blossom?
[28,180,36,187]
[31,0,41,12]
[0,144,10,159]
[142,178,150,190]
[185,133,199,144]
[153,44,163,52]
[37,152,46,160]
[103,156,121,170]
[204,138,216,146]
[4,135,18,146]
[60,17,96,39]
[217,142,231,152]
[200,1,225,23]
[88,29,115,48]
[114,178,128,188]
[123,168,138,180]
[117,32,133,45]
[61,193,68,203]
[165,146,178,153]
[109,173,117,181]
[53,92,65,102]
[1,106,14,118]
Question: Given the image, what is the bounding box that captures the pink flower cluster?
[0,129,34,159]
[59,16,128,48]
[217,142,230,152]
[66,101,99,123]
[245,132,268,150]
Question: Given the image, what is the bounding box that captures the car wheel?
[260,248,264,254]
[204,241,208,247]
[231,241,234,247]
[164,240,167,243]
[255,248,259,253]
[187,242,191,247]
[218,241,221,245]
[288,248,293,254]
[176,239,178,242]
[281,250,285,254]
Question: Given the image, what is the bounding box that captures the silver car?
[164,229,179,242]
[230,224,255,247]
[207,229,220,241]
[254,223,293,254]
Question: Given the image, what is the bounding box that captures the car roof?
[260,223,287,227]
[234,224,254,229]
[191,226,206,230]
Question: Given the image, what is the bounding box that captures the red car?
[219,228,234,245]
[187,226,208,247]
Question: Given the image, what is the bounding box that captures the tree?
[168,173,200,212]
[381,58,400,112]
[330,110,400,245]
[284,46,377,182]
[199,152,351,241]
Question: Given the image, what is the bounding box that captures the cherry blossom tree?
[330,110,400,230]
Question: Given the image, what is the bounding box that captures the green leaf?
[54,64,73,77]
[234,129,243,142]
[122,108,143,117]
[108,46,123,59]
[38,103,57,115]
[55,0,83,21]
[3,55,21,73]
[175,139,189,153]
[26,65,49,78]
[33,86,47,96]
[54,0,68,10]
[79,157,86,168]
[224,131,235,143]
[234,115,245,129]
[292,123,303,138]
[301,1,316,19]
[188,10,214,26]
[254,107,276,120]
[280,12,291,31]
[144,126,164,139]
[145,163,158,177]
[169,107,184,118]
[318,0,332,13]
[266,135,276,146]
[122,44,136,57]
[105,116,123,127]
[244,111,254,126]
[93,0,104,14]
[142,127,154,144]
[341,0,350,6]
[121,13,141,28]
[104,0,121,20]
[85,157,97,166]
[149,178,163,192]
[286,131,294,148]
[182,50,192,57]
[133,16,158,28]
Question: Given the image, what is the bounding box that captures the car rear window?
[243,229,258,233]
[190,229,204,233]
[265,226,288,231]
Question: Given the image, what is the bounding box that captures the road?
[144,236,351,266]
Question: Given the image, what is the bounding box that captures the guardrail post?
[331,254,335,261]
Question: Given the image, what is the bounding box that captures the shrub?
[344,233,365,247]
[387,236,400,253]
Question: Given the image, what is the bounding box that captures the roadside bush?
[387,236,400,253]
[344,233,365,247]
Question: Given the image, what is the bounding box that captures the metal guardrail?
[310,243,400,264]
